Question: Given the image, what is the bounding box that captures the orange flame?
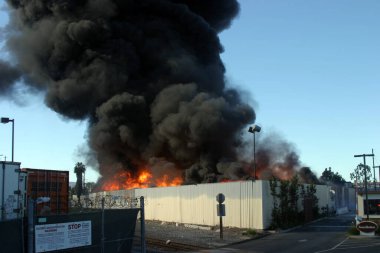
[156,174,183,187]
[101,167,183,191]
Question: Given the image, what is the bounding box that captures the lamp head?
[248,124,261,133]
[1,117,11,123]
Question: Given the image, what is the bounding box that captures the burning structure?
[1,0,318,190]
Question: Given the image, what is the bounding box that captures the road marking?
[298,239,308,242]
[314,237,349,253]
[309,225,351,228]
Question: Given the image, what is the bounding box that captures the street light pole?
[248,125,261,180]
[354,153,374,220]
[371,149,376,190]
[374,165,380,190]
[1,117,14,162]
[254,132,256,179]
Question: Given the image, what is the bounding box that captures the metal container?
[25,168,69,215]
[0,161,27,220]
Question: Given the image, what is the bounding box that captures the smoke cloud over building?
[1,0,318,186]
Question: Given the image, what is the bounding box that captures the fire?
[101,167,183,191]
[156,174,183,187]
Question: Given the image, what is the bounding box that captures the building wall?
[89,181,351,230]
[357,193,380,219]
[348,188,356,211]
[135,180,266,229]
[315,184,335,211]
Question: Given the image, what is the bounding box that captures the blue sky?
[1,0,379,183]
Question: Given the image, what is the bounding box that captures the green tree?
[319,167,346,185]
[269,177,280,228]
[269,176,301,229]
[84,182,95,194]
[350,164,372,185]
[74,162,86,205]
[300,184,319,218]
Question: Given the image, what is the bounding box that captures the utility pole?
[248,125,261,180]
[374,165,380,190]
[354,153,374,220]
[372,149,377,190]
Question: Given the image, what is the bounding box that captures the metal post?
[372,149,376,190]
[101,197,105,253]
[253,132,256,180]
[354,154,374,220]
[363,160,369,220]
[375,165,380,189]
[28,198,35,253]
[11,119,14,162]
[140,196,146,253]
[219,215,223,239]
[248,125,261,180]
[1,162,5,221]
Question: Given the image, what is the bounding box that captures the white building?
[357,187,380,219]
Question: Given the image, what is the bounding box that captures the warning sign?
[35,220,91,252]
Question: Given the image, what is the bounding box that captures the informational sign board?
[35,220,91,252]
[217,204,226,216]
[356,221,378,236]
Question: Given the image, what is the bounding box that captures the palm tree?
[74,162,86,205]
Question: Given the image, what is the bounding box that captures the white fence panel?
[135,181,266,229]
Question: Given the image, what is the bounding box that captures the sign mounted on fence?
[35,220,92,252]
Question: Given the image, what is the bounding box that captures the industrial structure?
[0,162,70,221]
[0,161,26,221]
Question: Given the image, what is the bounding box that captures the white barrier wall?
[136,180,267,229]
[316,184,335,211]
[90,181,351,229]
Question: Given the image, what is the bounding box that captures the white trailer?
[0,161,27,220]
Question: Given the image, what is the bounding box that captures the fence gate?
[25,196,145,253]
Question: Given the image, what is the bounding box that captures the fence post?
[140,196,146,253]
[101,197,105,253]
[27,198,35,253]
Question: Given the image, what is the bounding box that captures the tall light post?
[374,165,380,190]
[354,153,374,220]
[248,125,261,180]
[371,149,377,190]
[1,117,14,162]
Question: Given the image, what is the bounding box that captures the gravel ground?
[134,220,265,250]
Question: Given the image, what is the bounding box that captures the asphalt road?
[208,213,380,253]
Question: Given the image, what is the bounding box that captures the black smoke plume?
[3,0,257,184]
[255,134,319,184]
[0,60,22,95]
[3,0,319,186]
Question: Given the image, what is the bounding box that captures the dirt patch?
[134,220,265,249]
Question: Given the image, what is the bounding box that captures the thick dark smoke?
[3,0,257,183]
[2,0,319,185]
[255,134,319,184]
[0,60,22,95]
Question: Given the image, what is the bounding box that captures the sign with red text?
[356,221,378,234]
[35,221,91,252]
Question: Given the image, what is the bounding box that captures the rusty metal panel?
[25,168,69,215]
